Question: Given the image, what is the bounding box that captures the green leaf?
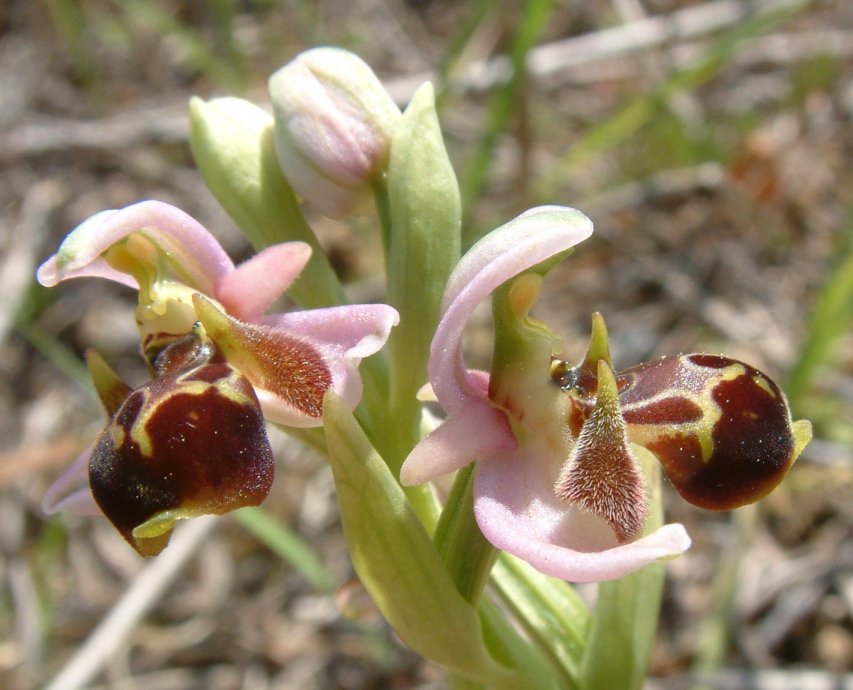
[478,594,560,690]
[579,445,668,690]
[787,242,853,409]
[322,392,524,689]
[490,554,590,689]
[433,464,497,603]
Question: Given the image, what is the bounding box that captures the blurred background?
[1,0,851,688]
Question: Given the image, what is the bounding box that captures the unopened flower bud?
[269,47,401,219]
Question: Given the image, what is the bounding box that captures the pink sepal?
[400,397,517,485]
[474,454,691,583]
[41,444,102,517]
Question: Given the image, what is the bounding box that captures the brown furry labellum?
[88,330,274,556]
[554,360,648,543]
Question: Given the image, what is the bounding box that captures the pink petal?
[42,444,103,517]
[431,207,593,413]
[262,303,399,413]
[474,452,691,582]
[215,242,312,321]
[37,201,234,296]
[400,397,517,485]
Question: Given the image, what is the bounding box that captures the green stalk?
[233,507,336,593]
[433,464,498,603]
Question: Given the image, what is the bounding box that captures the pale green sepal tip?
[582,312,613,369]
[322,392,524,689]
[86,349,132,416]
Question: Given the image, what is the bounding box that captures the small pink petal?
[42,444,103,517]
[431,207,593,413]
[215,242,312,321]
[474,452,691,582]
[263,304,399,408]
[400,397,517,485]
[39,201,234,295]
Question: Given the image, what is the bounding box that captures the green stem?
[449,674,487,690]
[434,464,497,603]
[373,174,393,262]
[490,555,588,689]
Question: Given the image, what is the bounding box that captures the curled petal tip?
[36,256,60,287]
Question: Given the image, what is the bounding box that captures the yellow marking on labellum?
[109,422,126,449]
[621,357,748,464]
[753,373,776,398]
[132,507,199,541]
[173,368,255,405]
[127,375,251,459]
[88,331,275,557]
[556,313,810,513]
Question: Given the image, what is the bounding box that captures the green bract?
[189,96,343,308]
[322,392,529,689]
[385,82,461,456]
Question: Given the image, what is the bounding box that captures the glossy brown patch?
[556,349,802,512]
[687,354,731,369]
[645,433,704,490]
[689,371,795,509]
[89,336,274,556]
[642,360,798,510]
[618,356,686,403]
[622,396,703,425]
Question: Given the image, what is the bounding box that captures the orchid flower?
[400,206,810,583]
[37,200,398,555]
